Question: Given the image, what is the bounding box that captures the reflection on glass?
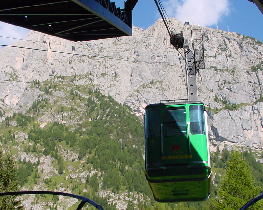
[190,105,205,134]
[164,108,187,135]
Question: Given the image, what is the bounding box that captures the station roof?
[0,0,133,41]
[248,0,263,13]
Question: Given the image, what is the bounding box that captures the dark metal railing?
[0,191,104,210]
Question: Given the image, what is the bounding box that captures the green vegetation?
[0,151,21,209]
[209,66,236,76]
[256,95,263,103]
[5,71,19,81]
[243,151,263,188]
[251,61,263,72]
[14,113,34,127]
[100,72,108,77]
[136,80,164,92]
[211,151,263,209]
[206,95,249,114]
[17,160,39,186]
[30,79,41,88]
[1,75,263,209]
[205,106,222,114]
[242,35,263,45]
[208,93,263,114]
[219,39,228,52]
[29,97,49,114]
[0,76,151,208]
[210,95,249,113]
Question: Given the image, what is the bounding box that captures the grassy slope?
[0,75,152,209]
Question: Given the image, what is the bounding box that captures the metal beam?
[185,49,198,101]
[30,17,97,27]
[248,0,263,14]
[56,19,104,34]
[125,0,138,11]
[0,0,133,41]
[72,0,131,35]
[0,1,71,13]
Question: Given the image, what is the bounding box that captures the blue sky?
[0,0,262,45]
[119,0,263,42]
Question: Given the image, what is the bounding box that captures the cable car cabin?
[144,101,211,202]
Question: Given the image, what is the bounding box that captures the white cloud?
[0,21,29,45]
[163,0,230,26]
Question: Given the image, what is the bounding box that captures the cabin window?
[163,108,187,136]
[189,105,205,134]
[145,109,159,138]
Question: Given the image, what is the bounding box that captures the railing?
[240,192,263,210]
[0,191,104,210]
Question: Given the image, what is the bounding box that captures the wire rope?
[0,44,88,56]
[0,43,174,65]
[153,0,173,37]
[156,0,173,30]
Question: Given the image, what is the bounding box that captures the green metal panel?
[189,135,209,166]
[148,176,210,202]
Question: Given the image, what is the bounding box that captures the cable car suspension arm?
[153,0,205,101]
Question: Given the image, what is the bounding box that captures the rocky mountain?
[0,18,262,151]
[0,76,149,209]
[0,18,263,209]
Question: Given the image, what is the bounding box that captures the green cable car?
[144,101,211,202]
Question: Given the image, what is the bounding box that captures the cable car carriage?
[144,100,211,202]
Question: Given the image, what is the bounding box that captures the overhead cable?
[153,0,173,36]
[0,44,88,56]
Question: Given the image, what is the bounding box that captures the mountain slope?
[0,19,262,150]
[0,18,262,209]
[0,75,151,209]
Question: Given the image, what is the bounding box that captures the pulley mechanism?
[170,32,184,49]
[153,0,184,49]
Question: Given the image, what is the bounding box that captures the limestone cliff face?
[0,19,262,150]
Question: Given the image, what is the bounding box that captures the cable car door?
[161,107,190,161]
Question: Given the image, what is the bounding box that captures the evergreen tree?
[57,156,64,175]
[243,151,263,187]
[211,151,263,210]
[0,151,21,209]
